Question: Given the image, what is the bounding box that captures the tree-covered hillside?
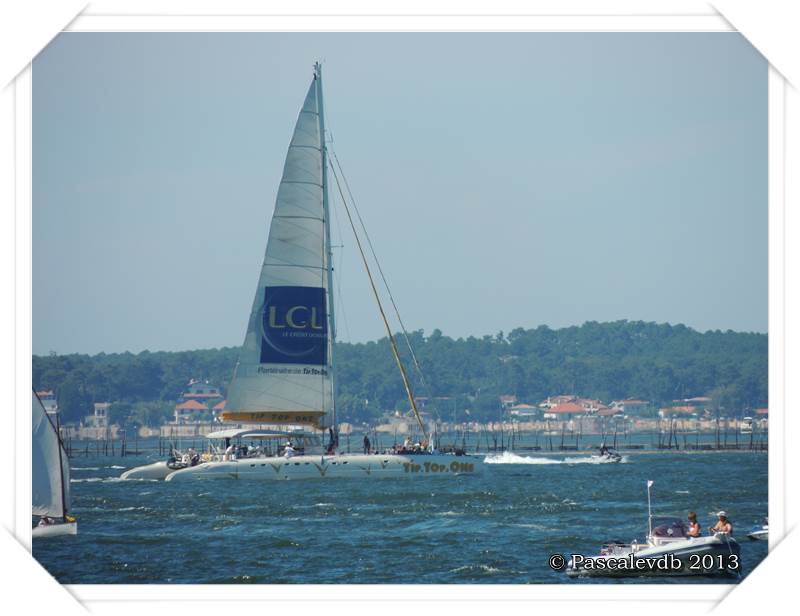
[33,321,767,426]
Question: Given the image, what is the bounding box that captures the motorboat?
[566,481,740,578]
[567,519,740,578]
[591,447,623,463]
[747,519,768,541]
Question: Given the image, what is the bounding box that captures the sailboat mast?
[316,62,337,433]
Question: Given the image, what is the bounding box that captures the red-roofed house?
[212,400,226,417]
[174,399,209,423]
[539,395,577,409]
[544,402,585,419]
[597,407,622,418]
[181,379,223,400]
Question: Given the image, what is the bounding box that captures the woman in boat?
[687,512,701,537]
[710,511,733,535]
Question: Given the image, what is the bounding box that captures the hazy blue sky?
[33,33,767,356]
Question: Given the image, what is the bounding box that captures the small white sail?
[32,391,70,518]
[223,70,333,427]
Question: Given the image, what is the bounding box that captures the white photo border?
[4,2,793,613]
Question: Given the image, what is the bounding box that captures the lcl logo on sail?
[260,286,327,365]
[266,305,324,330]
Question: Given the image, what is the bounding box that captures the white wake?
[483,451,628,465]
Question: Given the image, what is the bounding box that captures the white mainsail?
[32,391,70,519]
[222,66,334,428]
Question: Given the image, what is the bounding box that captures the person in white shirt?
[283,441,296,459]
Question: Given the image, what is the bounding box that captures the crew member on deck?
[363,434,371,454]
[283,440,296,459]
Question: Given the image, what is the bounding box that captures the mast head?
[314,61,322,80]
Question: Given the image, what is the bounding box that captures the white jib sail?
[223,71,333,428]
[32,391,70,518]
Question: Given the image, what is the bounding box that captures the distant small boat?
[32,390,77,538]
[591,446,623,463]
[747,519,768,541]
[740,417,754,434]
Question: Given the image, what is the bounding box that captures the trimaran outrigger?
[122,63,483,481]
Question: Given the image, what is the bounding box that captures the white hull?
[165,453,483,481]
[121,460,188,481]
[32,521,77,539]
[747,528,768,541]
[568,535,740,578]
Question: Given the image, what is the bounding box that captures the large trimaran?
[123,63,482,481]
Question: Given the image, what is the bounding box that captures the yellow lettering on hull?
[220,411,325,426]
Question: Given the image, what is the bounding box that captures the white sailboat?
[32,390,77,538]
[128,63,482,482]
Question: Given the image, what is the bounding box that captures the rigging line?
[328,172,352,343]
[330,148,434,400]
[329,162,428,443]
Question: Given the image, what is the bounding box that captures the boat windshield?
[650,517,688,538]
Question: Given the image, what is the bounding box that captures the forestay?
[222,69,334,428]
[32,391,70,518]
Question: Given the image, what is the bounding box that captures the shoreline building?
[35,390,58,415]
[79,402,120,440]
[160,378,224,438]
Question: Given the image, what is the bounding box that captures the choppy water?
[34,448,768,584]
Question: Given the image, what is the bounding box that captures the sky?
[32,33,767,356]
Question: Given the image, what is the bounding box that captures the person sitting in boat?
[687,511,701,537]
[224,443,236,461]
[710,511,733,535]
[283,441,296,459]
[599,444,609,456]
[188,448,200,467]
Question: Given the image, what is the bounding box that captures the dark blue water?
[33,448,768,584]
